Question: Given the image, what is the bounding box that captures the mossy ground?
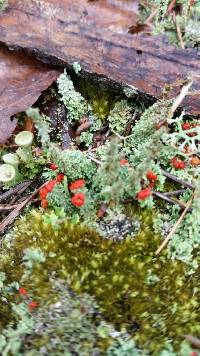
[1,63,200,355]
[1,207,200,354]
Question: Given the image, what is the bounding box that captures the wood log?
[0,0,199,116]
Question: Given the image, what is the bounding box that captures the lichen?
[107,100,133,135]
[57,70,88,122]
[0,277,140,355]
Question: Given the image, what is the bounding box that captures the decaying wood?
[0,1,199,116]
[0,45,60,143]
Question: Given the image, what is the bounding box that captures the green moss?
[74,77,117,120]
[1,209,200,354]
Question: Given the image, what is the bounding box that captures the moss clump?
[74,77,116,121]
[2,209,200,353]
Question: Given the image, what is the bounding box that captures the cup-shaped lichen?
[15,130,34,163]
[15,131,34,148]
[0,164,16,183]
[2,153,19,169]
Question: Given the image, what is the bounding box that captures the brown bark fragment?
[0,45,60,143]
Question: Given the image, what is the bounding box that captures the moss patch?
[1,209,200,353]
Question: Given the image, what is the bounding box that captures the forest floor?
[0,1,200,355]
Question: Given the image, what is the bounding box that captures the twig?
[155,195,193,255]
[0,180,32,203]
[163,189,185,196]
[0,183,45,234]
[171,196,188,207]
[0,203,21,211]
[153,191,191,210]
[0,198,39,211]
[144,8,158,24]
[187,90,200,96]
[171,79,193,115]
[161,169,194,189]
[87,154,102,166]
[9,180,33,204]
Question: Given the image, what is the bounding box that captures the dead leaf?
[0,45,60,143]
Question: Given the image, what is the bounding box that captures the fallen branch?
[0,0,200,117]
[155,195,194,255]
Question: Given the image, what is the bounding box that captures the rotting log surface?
[0,45,60,143]
[0,0,200,116]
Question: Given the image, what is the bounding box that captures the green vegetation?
[0,209,199,354]
[1,54,200,355]
[139,0,200,49]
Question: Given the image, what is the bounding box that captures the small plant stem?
[111,130,132,141]
[155,195,194,255]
